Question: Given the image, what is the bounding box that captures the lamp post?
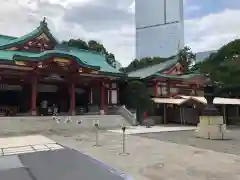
[119,124,130,156]
[202,74,219,116]
[94,120,101,147]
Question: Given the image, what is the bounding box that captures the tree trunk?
[136,107,144,125]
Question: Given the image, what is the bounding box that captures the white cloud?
[185,9,240,52]
[1,0,240,67]
[0,0,134,66]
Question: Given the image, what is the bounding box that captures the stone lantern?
[202,74,219,116]
[195,74,228,140]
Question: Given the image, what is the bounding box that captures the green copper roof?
[127,58,178,79]
[0,21,58,50]
[0,20,123,75]
[153,73,203,80]
[0,35,17,46]
[0,49,122,74]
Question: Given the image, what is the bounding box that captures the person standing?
[41,100,48,116]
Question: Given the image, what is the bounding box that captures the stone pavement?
[0,135,64,156]
[136,129,240,156]
[48,130,240,180]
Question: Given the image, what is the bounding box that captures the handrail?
[118,105,137,125]
[122,105,134,117]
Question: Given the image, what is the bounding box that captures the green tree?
[106,53,116,68]
[121,56,172,73]
[87,40,106,54]
[195,39,240,86]
[61,39,117,68]
[125,81,152,124]
[178,46,196,72]
[62,39,89,50]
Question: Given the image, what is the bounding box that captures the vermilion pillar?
[70,83,76,115]
[167,81,170,96]
[154,81,158,97]
[31,76,37,115]
[194,84,197,96]
[100,82,105,115]
[89,87,93,104]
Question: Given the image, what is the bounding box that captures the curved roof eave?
[145,72,204,81]
[98,71,127,77]
[12,51,101,71]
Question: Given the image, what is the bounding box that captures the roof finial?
[43,17,46,23]
[41,17,47,26]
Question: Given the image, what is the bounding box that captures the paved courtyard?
[136,127,240,156]
[46,128,240,180]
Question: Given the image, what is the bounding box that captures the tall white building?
[135,0,184,59]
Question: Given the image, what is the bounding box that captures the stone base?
[31,110,37,116]
[100,110,105,115]
[71,110,76,116]
[195,116,228,140]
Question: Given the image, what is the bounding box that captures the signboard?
[53,58,70,64]
[15,61,26,66]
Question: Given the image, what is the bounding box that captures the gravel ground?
[135,127,240,155]
[47,129,240,180]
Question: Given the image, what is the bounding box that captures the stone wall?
[0,115,129,135]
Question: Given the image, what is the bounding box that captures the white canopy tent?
[179,96,240,105]
[152,96,240,125]
[152,98,188,105]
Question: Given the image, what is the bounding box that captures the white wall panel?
[166,0,181,23]
[135,0,184,59]
[111,90,117,104]
[136,23,183,59]
[135,0,165,28]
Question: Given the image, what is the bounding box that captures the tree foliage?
[177,46,196,72]
[193,39,240,86]
[120,46,195,73]
[61,39,117,68]
[120,56,175,73]
[125,80,152,123]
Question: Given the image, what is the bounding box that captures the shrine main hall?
[0,19,208,117]
[0,20,125,116]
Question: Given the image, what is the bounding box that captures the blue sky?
[0,0,240,66]
[185,0,240,19]
[184,0,240,54]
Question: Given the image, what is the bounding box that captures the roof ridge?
[0,34,17,39]
[0,18,58,49]
[127,57,177,74]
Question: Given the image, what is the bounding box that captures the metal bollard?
[94,122,101,147]
[119,125,130,156]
